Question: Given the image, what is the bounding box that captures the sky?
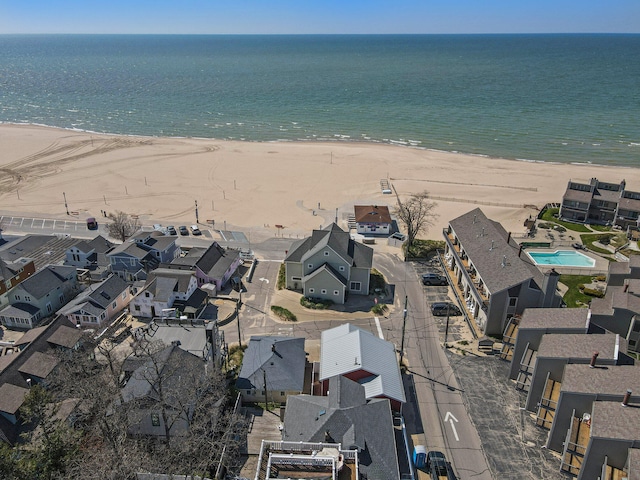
[0,0,639,34]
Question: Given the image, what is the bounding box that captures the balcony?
[536,376,561,429]
[560,415,590,477]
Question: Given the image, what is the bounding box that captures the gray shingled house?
[107,231,179,282]
[443,208,563,336]
[283,375,400,480]
[236,336,306,405]
[0,265,78,329]
[284,223,373,305]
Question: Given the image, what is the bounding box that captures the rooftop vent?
[622,389,632,407]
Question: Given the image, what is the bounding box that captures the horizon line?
[1,32,640,36]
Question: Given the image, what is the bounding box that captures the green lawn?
[559,274,595,308]
[580,232,627,254]
[540,208,591,233]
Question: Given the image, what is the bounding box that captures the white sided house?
[284,223,373,305]
[354,205,392,235]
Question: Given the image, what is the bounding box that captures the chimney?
[622,389,632,407]
[590,351,599,368]
[507,231,512,244]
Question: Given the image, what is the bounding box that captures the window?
[112,301,117,309]
[339,266,345,272]
[308,288,315,294]
[46,303,52,313]
[59,295,64,304]
[145,291,150,297]
[334,290,340,296]
[350,281,361,291]
[15,295,20,301]
[633,322,640,333]
[280,391,285,396]
[122,291,127,299]
[291,276,302,281]
[509,297,517,307]
[308,264,313,269]
[130,258,136,266]
[324,251,329,256]
[321,289,327,294]
[246,390,251,395]
[134,305,140,311]
[151,414,160,427]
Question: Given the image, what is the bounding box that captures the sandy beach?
[1,123,640,242]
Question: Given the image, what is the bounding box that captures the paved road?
[374,253,492,480]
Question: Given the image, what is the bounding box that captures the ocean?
[0,34,639,167]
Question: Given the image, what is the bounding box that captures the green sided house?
[284,223,373,305]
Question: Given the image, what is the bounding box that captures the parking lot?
[0,215,90,232]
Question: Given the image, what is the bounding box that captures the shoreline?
[2,121,636,171]
[2,123,640,242]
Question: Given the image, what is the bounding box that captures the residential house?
[236,336,306,405]
[0,265,78,329]
[283,375,400,480]
[57,274,132,328]
[0,257,36,308]
[108,231,179,282]
[119,342,207,439]
[502,308,590,382]
[606,255,640,287]
[524,333,634,413]
[130,268,207,319]
[547,364,640,453]
[165,242,241,290]
[318,323,405,411]
[590,278,640,353]
[65,235,114,281]
[284,223,373,305]
[0,234,84,271]
[354,205,392,235]
[443,208,563,336]
[0,315,82,444]
[559,177,640,228]
[558,401,640,479]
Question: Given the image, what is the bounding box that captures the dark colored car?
[431,302,462,317]
[422,273,448,286]
[426,450,449,476]
[179,225,189,236]
[166,225,177,236]
[572,242,586,250]
[86,217,98,230]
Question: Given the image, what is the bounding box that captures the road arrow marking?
[444,411,460,441]
[259,278,270,284]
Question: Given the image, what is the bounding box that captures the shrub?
[594,275,607,282]
[405,239,445,259]
[582,287,605,298]
[276,263,286,290]
[270,305,297,321]
[300,296,333,309]
[371,304,388,315]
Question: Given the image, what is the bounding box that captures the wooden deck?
[561,416,590,476]
[515,348,536,392]
[536,378,561,429]
[500,319,519,361]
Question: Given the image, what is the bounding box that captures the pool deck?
[524,248,608,275]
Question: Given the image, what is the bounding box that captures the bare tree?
[394,191,438,248]
[106,211,140,242]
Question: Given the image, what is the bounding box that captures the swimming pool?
[527,250,596,268]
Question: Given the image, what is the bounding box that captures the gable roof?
[58,274,129,317]
[17,351,59,380]
[0,383,29,415]
[285,223,373,269]
[169,242,240,280]
[145,268,195,301]
[519,308,591,330]
[236,336,306,392]
[537,333,624,361]
[449,208,535,294]
[46,325,83,349]
[0,234,83,270]
[320,324,405,404]
[561,364,640,395]
[18,265,75,299]
[283,376,400,480]
[121,344,204,403]
[354,205,392,224]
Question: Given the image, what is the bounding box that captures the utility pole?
[195,200,199,224]
[63,192,69,215]
[399,296,408,365]
[236,289,243,348]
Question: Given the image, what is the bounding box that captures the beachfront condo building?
[560,178,640,228]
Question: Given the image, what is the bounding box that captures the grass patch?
[540,207,591,232]
[300,296,333,309]
[406,239,445,259]
[590,224,612,232]
[580,232,627,254]
[270,305,297,321]
[559,274,596,308]
[276,263,286,290]
[226,343,247,377]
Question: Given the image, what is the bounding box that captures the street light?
[63,192,69,215]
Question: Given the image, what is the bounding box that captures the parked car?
[422,273,448,286]
[166,225,177,235]
[86,217,98,230]
[431,302,462,316]
[426,450,449,477]
[572,242,586,250]
[179,226,189,236]
[190,225,201,236]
